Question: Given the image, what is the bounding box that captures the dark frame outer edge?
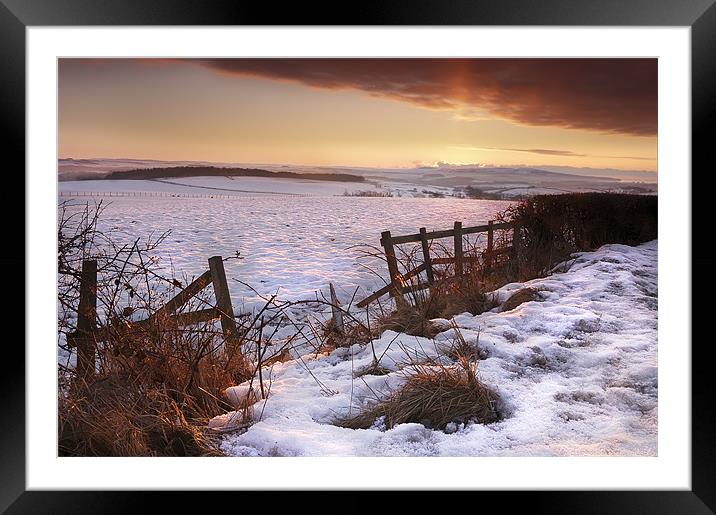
[2,0,714,512]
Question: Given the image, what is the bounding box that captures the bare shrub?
[499,193,657,280]
[57,201,281,456]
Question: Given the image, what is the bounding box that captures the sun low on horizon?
[58,58,657,173]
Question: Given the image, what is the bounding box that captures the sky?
[58,58,657,172]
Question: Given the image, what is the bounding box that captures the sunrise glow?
[58,58,657,172]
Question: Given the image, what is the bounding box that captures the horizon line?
[57,156,658,175]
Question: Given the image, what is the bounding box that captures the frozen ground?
[59,176,380,197]
[215,240,658,456]
[58,184,512,372]
[59,192,512,312]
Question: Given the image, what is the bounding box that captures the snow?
[225,383,268,409]
[217,241,658,457]
[58,192,512,312]
[58,188,511,372]
[59,176,379,197]
[57,179,658,456]
[59,158,658,196]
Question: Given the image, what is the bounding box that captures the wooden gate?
[356,220,520,308]
[67,255,239,381]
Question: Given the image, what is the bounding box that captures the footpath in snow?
[214,240,658,457]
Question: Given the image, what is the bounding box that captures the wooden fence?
[67,255,239,381]
[356,220,519,308]
[66,222,520,378]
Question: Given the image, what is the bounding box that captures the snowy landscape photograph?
[57,58,658,458]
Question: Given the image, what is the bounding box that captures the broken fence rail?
[67,255,239,382]
[356,220,520,308]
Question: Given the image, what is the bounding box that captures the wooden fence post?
[329,283,344,334]
[419,227,434,285]
[208,256,239,348]
[486,220,494,273]
[381,231,405,307]
[453,221,463,277]
[76,259,97,381]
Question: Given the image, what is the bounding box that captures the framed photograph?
[6,0,714,511]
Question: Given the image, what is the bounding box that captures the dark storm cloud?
[191,58,657,136]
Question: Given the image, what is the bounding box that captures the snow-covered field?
[59,159,658,199]
[58,179,658,457]
[215,241,658,457]
[59,192,513,312]
[58,184,513,373]
[59,176,379,197]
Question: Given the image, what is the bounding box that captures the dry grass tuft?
[340,325,500,432]
[355,359,392,377]
[424,277,500,320]
[321,317,376,351]
[376,277,498,340]
[58,376,226,457]
[340,358,500,431]
[500,287,540,312]
[443,322,483,362]
[377,302,441,339]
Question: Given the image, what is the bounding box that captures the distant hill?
[101,166,366,183]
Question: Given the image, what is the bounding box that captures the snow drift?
[215,240,658,457]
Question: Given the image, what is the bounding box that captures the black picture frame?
[3,0,714,512]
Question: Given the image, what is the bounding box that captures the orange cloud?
[188,58,657,136]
